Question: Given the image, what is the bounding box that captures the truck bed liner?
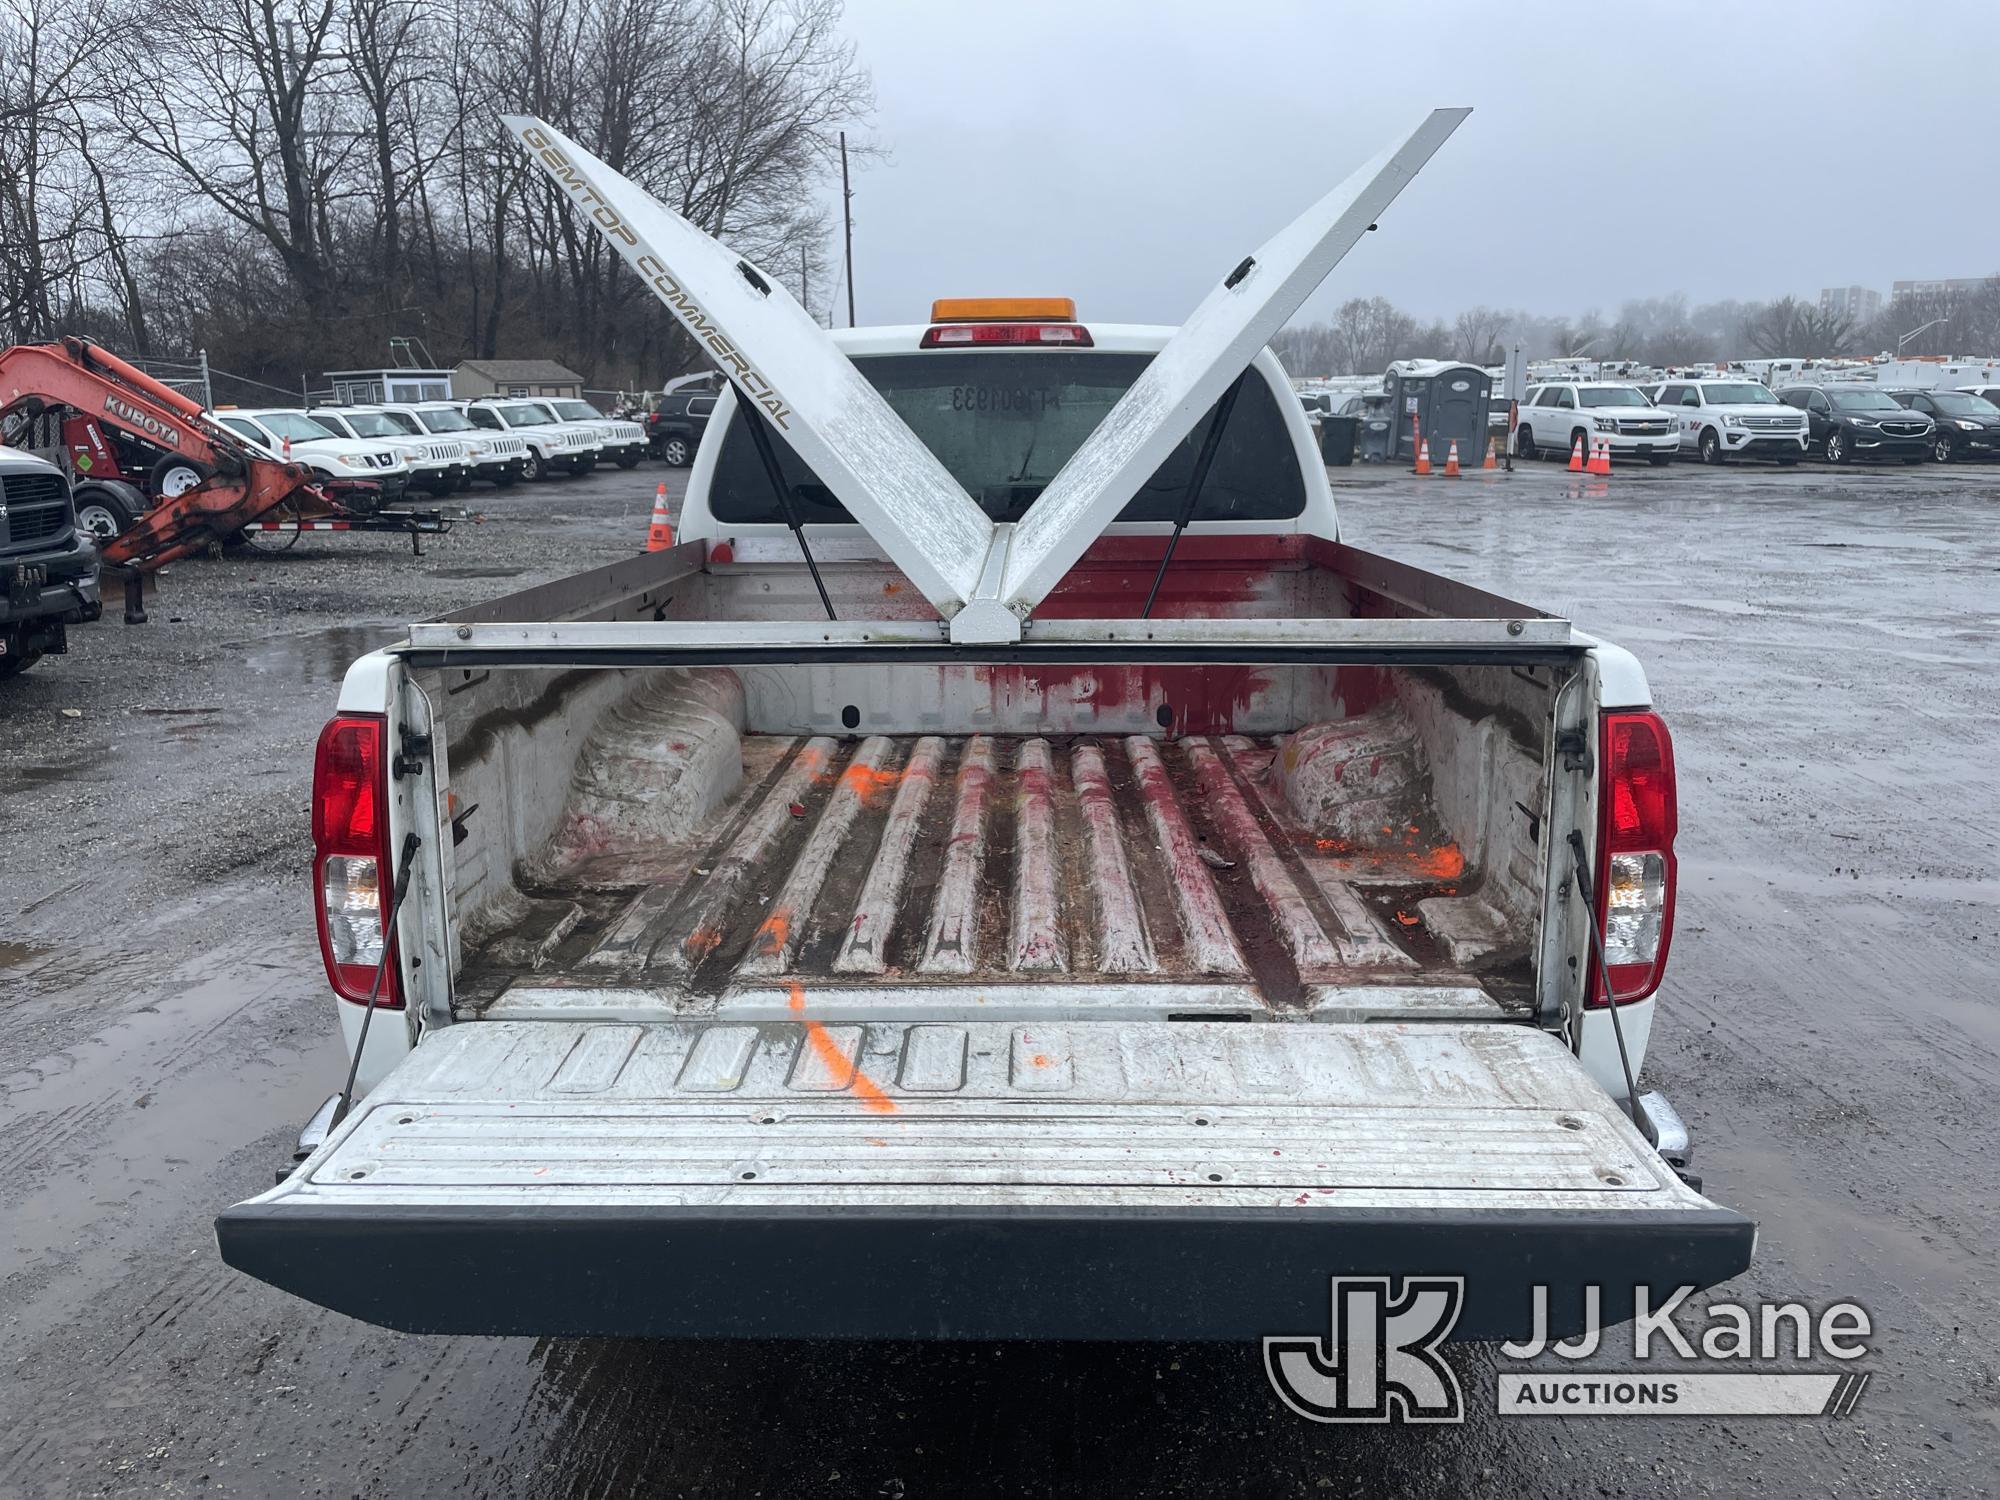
[472,730,1527,1017]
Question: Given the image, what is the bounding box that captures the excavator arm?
[0,336,323,572]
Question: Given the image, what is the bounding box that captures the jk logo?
[1264,1277,1466,1423]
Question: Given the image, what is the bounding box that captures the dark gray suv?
[1,445,102,677]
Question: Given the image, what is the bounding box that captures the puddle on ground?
[5,741,114,785]
[238,624,403,684]
[0,940,51,968]
[429,565,524,580]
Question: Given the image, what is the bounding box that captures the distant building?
[453,358,587,400]
[1891,276,1994,302]
[1819,285,1882,323]
[324,366,456,404]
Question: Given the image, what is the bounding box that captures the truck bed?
[459,726,1532,1020]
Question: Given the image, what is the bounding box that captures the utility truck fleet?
[217,109,1753,1343]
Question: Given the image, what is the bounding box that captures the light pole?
[1896,316,1949,355]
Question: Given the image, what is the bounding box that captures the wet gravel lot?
[3,458,1996,1497]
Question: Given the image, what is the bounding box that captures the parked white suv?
[521,397,648,469]
[308,406,469,495]
[211,408,410,500]
[1644,379,1806,465]
[370,402,528,488]
[1515,382,1680,466]
[461,399,596,479]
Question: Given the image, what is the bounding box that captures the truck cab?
[0,445,101,676]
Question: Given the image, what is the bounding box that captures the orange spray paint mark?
[788,982,897,1114]
[685,925,724,960]
[838,762,904,805]
[755,908,792,956]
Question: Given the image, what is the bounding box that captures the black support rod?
[741,402,836,620]
[1141,372,1247,619]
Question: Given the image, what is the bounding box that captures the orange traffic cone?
[1413,438,1432,475]
[1587,438,1612,476]
[645,482,675,551]
[1567,434,1585,471]
[1443,439,1461,477]
[1482,438,1498,469]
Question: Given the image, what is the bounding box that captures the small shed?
[324,366,456,404]
[453,359,587,401]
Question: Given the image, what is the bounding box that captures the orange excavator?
[0,336,434,621]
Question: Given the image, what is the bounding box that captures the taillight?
[919,323,1093,348]
[1589,711,1677,1005]
[312,714,402,1007]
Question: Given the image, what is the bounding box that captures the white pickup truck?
[217,109,1751,1344]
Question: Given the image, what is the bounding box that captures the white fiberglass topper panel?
[501,115,994,617]
[998,108,1470,619]
[505,108,1468,638]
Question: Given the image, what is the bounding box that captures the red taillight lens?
[1589,711,1677,1006]
[919,323,1094,348]
[312,714,402,1008]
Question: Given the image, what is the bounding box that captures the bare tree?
[1452,305,1509,364]
[112,0,356,325]
[1740,296,1855,358]
[0,0,132,338]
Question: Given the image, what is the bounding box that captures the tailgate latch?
[1556,727,1592,776]
[393,725,433,779]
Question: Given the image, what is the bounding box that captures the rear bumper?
[214,1199,1754,1341]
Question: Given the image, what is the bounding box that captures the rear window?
[708,351,1306,525]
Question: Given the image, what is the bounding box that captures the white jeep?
[520,397,648,469]
[307,406,470,495]
[460,399,596,479]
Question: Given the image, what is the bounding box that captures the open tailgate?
[217,1020,1751,1340]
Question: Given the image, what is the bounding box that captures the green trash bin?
[1319,414,1360,466]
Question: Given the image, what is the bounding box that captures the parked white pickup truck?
[210,408,410,500]
[217,109,1751,1344]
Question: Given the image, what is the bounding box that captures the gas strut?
[742,402,836,621]
[1142,372,1247,618]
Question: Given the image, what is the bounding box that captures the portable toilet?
[1355,392,1397,462]
[1384,360,1493,464]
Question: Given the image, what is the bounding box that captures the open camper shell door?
[504,109,1470,641]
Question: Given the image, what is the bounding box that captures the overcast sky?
[831,0,2000,329]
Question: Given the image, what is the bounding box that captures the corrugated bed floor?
[524,733,1491,1009]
